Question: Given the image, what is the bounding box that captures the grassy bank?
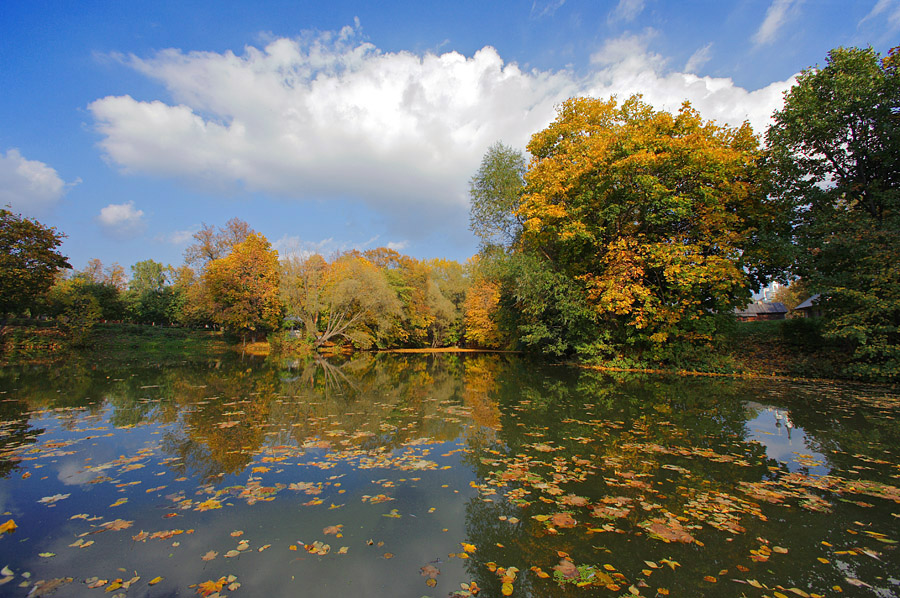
[1,322,232,366]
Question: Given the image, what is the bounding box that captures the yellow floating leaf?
[109,498,128,508]
[703,576,717,583]
[148,577,163,586]
[0,520,16,534]
[501,582,514,596]
[461,543,476,553]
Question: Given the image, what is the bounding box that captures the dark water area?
[0,354,897,597]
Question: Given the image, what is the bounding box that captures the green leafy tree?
[0,208,70,318]
[518,95,788,362]
[469,142,526,250]
[203,232,283,342]
[125,260,177,325]
[129,259,171,294]
[767,46,900,380]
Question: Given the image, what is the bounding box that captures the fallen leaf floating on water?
[323,525,343,536]
[554,559,578,580]
[0,520,16,534]
[845,578,872,588]
[97,519,133,533]
[25,577,73,597]
[421,563,440,587]
[200,551,218,561]
[550,513,577,528]
[642,518,696,544]
[38,494,69,505]
[196,578,225,597]
[148,576,163,586]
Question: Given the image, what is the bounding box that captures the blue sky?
[1,0,897,274]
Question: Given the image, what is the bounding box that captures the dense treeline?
[5,218,477,351]
[1,46,897,380]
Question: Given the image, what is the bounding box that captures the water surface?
[0,354,897,597]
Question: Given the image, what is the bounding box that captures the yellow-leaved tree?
[519,95,788,362]
[203,232,282,343]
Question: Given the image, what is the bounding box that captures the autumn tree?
[464,257,502,348]
[518,95,787,362]
[184,217,255,268]
[469,141,526,250]
[203,232,282,342]
[767,46,900,380]
[280,254,330,342]
[0,208,70,319]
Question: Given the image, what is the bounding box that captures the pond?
[0,353,897,598]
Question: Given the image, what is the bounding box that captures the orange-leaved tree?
[203,232,282,342]
[519,95,788,361]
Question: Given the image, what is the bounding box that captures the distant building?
[734,301,789,321]
[793,294,823,318]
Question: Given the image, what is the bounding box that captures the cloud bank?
[0,149,71,216]
[89,26,796,233]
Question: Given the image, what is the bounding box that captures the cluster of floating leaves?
[466,399,900,597]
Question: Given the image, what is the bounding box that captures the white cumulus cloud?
[98,201,145,237]
[0,149,73,216]
[88,26,796,239]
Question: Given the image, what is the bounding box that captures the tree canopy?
[517,95,785,360]
[767,46,900,379]
[0,208,70,317]
[469,141,526,250]
[203,232,282,340]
